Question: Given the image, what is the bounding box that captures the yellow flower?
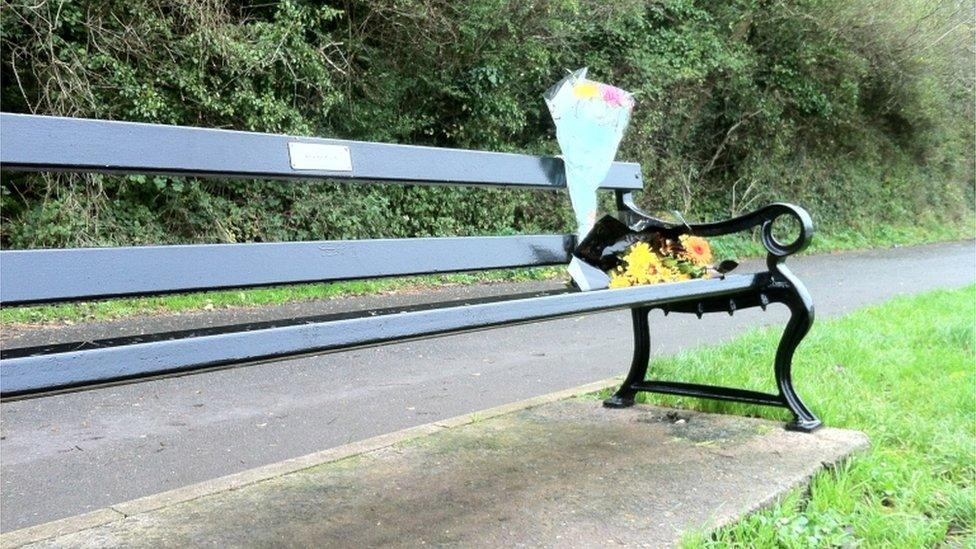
[609,239,714,288]
[572,81,600,99]
[658,264,682,283]
[608,270,632,288]
[679,235,713,266]
[622,242,659,282]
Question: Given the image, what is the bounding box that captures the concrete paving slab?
[2,242,969,531]
[7,398,867,548]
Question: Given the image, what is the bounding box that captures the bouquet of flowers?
[573,214,734,289]
[544,68,635,290]
[607,234,713,288]
[544,68,634,239]
[543,69,733,290]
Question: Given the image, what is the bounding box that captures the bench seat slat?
[0,113,643,190]
[0,235,574,305]
[0,275,762,396]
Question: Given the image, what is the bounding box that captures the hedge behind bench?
[1,0,972,248]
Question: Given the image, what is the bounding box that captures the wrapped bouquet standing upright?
[545,68,634,237]
[544,68,635,290]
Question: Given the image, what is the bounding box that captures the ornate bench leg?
[604,307,651,408]
[774,266,822,432]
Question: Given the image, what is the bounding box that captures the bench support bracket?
[603,194,822,432]
[602,306,651,409]
[603,276,821,432]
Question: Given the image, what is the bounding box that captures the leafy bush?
[1,0,972,247]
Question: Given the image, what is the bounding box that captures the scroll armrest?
[615,191,814,260]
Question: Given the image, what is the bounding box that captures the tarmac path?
[1,241,973,531]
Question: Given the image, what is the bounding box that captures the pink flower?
[601,85,630,108]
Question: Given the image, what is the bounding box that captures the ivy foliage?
[1,0,972,247]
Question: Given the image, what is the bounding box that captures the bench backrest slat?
[0,235,572,305]
[0,114,643,190]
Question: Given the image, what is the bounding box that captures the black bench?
[0,113,821,431]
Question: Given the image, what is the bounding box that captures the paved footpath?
[1,241,973,531]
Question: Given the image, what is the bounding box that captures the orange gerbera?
[679,235,713,266]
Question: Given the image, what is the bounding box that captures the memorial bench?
[0,113,821,431]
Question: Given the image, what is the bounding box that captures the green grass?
[590,285,975,547]
[1,219,971,326]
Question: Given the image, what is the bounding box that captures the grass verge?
[590,285,974,547]
[1,219,971,326]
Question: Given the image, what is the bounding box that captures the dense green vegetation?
[589,285,975,546]
[1,0,972,249]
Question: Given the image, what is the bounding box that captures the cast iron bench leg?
[600,198,822,430]
[603,273,822,432]
[773,264,822,432]
[603,306,651,408]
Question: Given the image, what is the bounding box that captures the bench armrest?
[615,191,814,262]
